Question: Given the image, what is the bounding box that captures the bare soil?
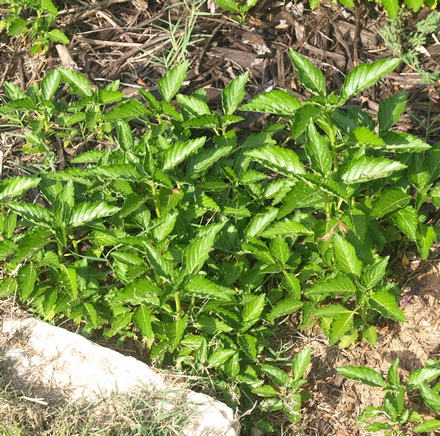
[1,1,440,435]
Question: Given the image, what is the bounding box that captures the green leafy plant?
[1,51,439,431]
[337,359,440,435]
[214,0,258,24]
[308,0,437,19]
[0,0,69,55]
[380,10,440,83]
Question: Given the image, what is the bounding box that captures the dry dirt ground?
[1,0,440,435]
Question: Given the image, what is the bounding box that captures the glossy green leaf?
[306,274,356,296]
[245,145,305,177]
[80,302,99,329]
[105,99,149,120]
[6,202,52,227]
[340,58,400,102]
[133,304,155,347]
[370,187,411,218]
[333,234,362,279]
[69,202,120,227]
[378,90,407,131]
[341,156,406,184]
[408,367,440,391]
[414,419,440,432]
[17,263,37,301]
[242,294,266,323]
[251,385,280,397]
[369,289,406,322]
[305,123,332,175]
[380,131,430,151]
[176,94,211,117]
[260,364,291,387]
[245,207,278,238]
[183,223,224,276]
[158,61,188,102]
[164,317,187,353]
[240,90,301,116]
[59,265,78,299]
[0,177,40,203]
[381,0,399,17]
[289,50,326,97]
[329,311,355,346]
[260,219,312,238]
[222,72,248,115]
[336,366,385,387]
[362,256,389,289]
[12,228,52,265]
[163,137,206,171]
[59,68,93,97]
[207,349,236,368]
[292,347,311,381]
[41,68,61,101]
[185,275,235,301]
[269,237,290,264]
[420,383,440,413]
[416,223,436,260]
[266,297,303,323]
[390,206,418,240]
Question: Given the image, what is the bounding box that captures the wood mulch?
[1,1,440,435]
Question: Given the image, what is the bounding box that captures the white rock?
[1,317,239,436]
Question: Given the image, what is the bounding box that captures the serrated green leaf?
[380,131,430,152]
[305,123,332,175]
[420,383,440,413]
[151,210,178,242]
[207,349,236,368]
[365,422,393,431]
[3,82,26,100]
[80,302,99,329]
[416,223,436,260]
[59,68,93,97]
[133,304,155,347]
[163,137,206,171]
[12,228,52,265]
[260,219,312,238]
[378,90,407,131]
[407,368,440,390]
[260,364,291,387]
[164,317,187,353]
[176,94,211,117]
[185,275,235,301]
[17,263,37,301]
[0,177,40,203]
[105,99,149,120]
[245,207,278,238]
[251,385,280,397]
[69,202,120,227]
[243,237,277,264]
[292,347,311,381]
[369,289,406,322]
[188,145,234,176]
[314,304,351,317]
[104,312,133,339]
[245,145,305,177]
[341,156,406,184]
[269,237,290,264]
[59,265,78,300]
[41,69,61,101]
[266,297,303,323]
[158,61,188,102]
[306,274,356,296]
[215,0,240,12]
[370,187,411,218]
[289,50,326,97]
[242,294,266,324]
[414,419,440,432]
[340,58,400,102]
[336,366,385,387]
[346,126,386,149]
[91,164,142,181]
[222,72,248,115]
[362,325,377,346]
[390,206,418,240]
[329,311,355,346]
[183,223,224,276]
[195,315,233,335]
[333,234,362,279]
[6,202,52,227]
[362,257,389,289]
[240,90,301,116]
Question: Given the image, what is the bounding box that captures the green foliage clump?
[338,359,440,435]
[0,0,69,55]
[0,51,439,431]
